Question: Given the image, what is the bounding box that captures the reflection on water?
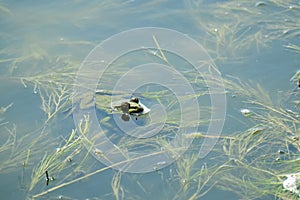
[1,0,300,199]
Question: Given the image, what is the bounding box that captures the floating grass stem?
[22,149,31,167]
[111,171,124,200]
[152,35,169,64]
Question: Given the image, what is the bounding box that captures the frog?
[113,97,145,121]
[127,97,144,114]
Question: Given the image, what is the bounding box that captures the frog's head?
[130,97,139,104]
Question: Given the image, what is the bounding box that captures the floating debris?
[156,161,167,166]
[276,157,281,161]
[286,109,299,117]
[94,149,103,156]
[45,171,50,186]
[283,173,300,195]
[278,150,285,154]
[185,132,204,138]
[45,170,55,186]
[0,103,13,114]
[181,179,188,185]
[250,126,265,135]
[291,136,300,141]
[152,161,168,171]
[67,156,72,162]
[255,1,266,7]
[240,108,252,116]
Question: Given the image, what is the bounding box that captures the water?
[1,0,300,199]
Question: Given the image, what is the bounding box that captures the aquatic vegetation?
[0,124,17,172]
[285,43,300,52]
[30,118,92,198]
[0,103,13,115]
[39,84,71,123]
[11,44,298,200]
[1,0,300,199]
[111,171,124,200]
[186,0,300,62]
[0,3,12,15]
[210,76,300,199]
[175,154,198,193]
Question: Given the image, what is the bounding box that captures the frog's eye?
[130,97,139,103]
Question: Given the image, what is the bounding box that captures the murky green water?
[1,0,300,199]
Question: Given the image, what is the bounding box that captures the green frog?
[121,97,144,114]
[114,97,144,121]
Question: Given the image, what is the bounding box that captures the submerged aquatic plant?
[186,0,300,62]
[210,75,300,199]
[285,43,300,52]
[111,171,124,200]
[1,1,300,199]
